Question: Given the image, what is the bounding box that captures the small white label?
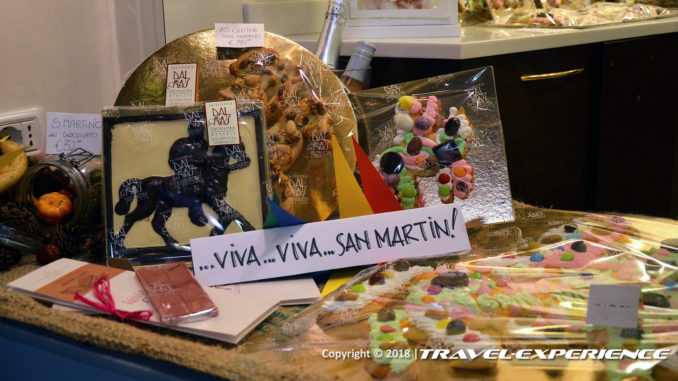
[215,23,265,48]
[191,204,470,286]
[46,112,101,155]
[586,284,640,328]
[205,100,240,146]
[165,63,198,106]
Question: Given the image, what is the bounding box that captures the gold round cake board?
[115,29,357,221]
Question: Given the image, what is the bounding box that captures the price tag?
[214,23,265,48]
[191,204,470,286]
[586,284,640,328]
[165,63,198,106]
[205,100,240,146]
[46,112,102,155]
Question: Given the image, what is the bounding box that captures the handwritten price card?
[191,204,470,286]
[214,23,265,48]
[46,112,102,154]
[165,63,198,106]
[586,284,640,328]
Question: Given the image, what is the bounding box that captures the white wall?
[164,0,249,42]
[0,0,324,126]
[163,0,325,42]
[0,0,164,119]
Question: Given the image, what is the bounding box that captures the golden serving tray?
[115,29,357,221]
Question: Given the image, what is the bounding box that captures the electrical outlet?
[0,107,43,156]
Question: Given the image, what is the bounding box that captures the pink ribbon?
[74,277,153,321]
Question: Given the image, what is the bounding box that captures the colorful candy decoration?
[374,97,476,209]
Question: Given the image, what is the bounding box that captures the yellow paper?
[321,267,363,297]
[331,135,372,219]
[0,145,28,172]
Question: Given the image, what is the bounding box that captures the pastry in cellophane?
[372,95,476,210]
[115,30,358,223]
[353,67,513,225]
[240,211,678,380]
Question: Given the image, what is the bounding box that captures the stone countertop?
[289,16,678,60]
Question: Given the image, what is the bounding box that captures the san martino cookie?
[318,263,432,340]
[217,47,336,216]
[311,218,678,379]
[654,351,678,381]
[373,96,476,209]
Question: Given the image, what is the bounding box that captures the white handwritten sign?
[214,23,265,48]
[191,204,470,286]
[165,63,197,106]
[46,112,101,155]
[586,284,640,328]
[205,100,240,145]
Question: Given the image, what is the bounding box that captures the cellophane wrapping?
[102,103,268,264]
[115,30,358,222]
[351,67,514,225]
[135,262,218,325]
[489,1,671,28]
[237,208,678,380]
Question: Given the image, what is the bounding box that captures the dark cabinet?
[461,46,600,211]
[361,32,678,218]
[596,33,678,218]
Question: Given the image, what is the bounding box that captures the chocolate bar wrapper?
[135,262,218,325]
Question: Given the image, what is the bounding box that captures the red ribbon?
[74,276,153,321]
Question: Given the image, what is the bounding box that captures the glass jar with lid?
[16,148,103,227]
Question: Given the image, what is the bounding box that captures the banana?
[0,140,29,194]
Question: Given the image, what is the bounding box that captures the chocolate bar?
[135,262,218,325]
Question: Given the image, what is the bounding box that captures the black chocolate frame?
[102,104,268,265]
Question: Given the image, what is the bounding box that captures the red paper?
[353,137,403,214]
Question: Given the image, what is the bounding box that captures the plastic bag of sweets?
[237,210,678,381]
[351,67,514,225]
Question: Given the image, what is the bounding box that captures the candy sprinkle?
[530,253,545,262]
[560,252,575,261]
[438,173,451,184]
[377,333,395,341]
[436,319,451,330]
[462,333,481,343]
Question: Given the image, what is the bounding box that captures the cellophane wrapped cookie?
[237,208,678,380]
[489,1,670,28]
[115,30,358,222]
[352,67,514,225]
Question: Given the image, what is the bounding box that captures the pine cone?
[0,246,22,271]
[0,200,41,234]
[81,230,105,264]
[48,224,85,258]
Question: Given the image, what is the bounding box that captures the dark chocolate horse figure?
[113,120,254,251]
